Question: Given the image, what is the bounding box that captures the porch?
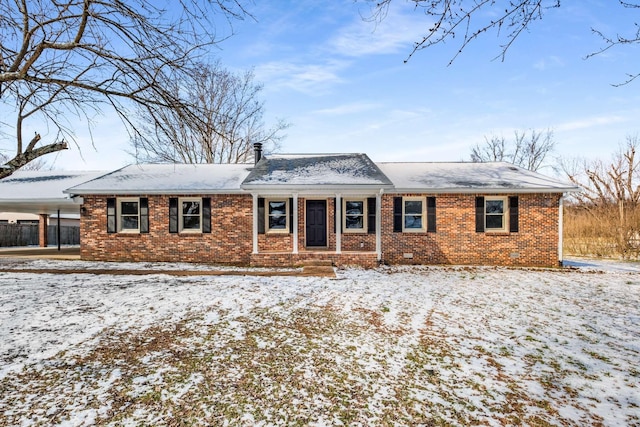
[250,192,383,268]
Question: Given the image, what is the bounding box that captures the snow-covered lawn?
[0,259,638,426]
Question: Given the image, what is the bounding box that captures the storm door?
[305,200,327,247]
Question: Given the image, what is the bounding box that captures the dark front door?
[306,200,327,247]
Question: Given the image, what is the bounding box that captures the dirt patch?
[0,266,336,278]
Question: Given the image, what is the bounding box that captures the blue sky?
[35,1,640,171]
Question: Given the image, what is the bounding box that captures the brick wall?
[80,194,252,264]
[380,193,561,267]
[80,192,561,268]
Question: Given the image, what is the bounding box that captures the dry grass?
[1,266,638,426]
[563,204,640,259]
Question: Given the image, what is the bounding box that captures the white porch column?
[292,193,299,254]
[335,193,342,254]
[376,192,382,261]
[252,193,259,254]
[558,195,564,265]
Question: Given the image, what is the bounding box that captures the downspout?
[558,195,564,266]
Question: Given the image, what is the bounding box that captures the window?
[107,197,149,234]
[476,196,515,233]
[266,199,288,233]
[169,197,210,234]
[485,196,508,232]
[393,197,435,233]
[180,198,202,232]
[343,199,366,232]
[119,198,140,232]
[403,197,425,232]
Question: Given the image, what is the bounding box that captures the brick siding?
[80,194,252,264]
[80,192,561,268]
[380,193,560,267]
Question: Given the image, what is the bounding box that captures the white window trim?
[117,197,140,233]
[485,196,508,233]
[402,196,426,233]
[266,198,289,234]
[179,197,203,233]
[342,198,367,233]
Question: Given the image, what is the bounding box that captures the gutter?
[384,187,581,195]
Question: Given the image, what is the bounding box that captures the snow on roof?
[65,163,253,195]
[0,170,108,215]
[377,162,579,193]
[242,154,393,189]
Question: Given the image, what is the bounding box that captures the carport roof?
[0,170,106,215]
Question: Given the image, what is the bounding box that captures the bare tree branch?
[559,135,640,256]
[0,0,251,176]
[470,128,555,171]
[366,0,559,65]
[131,61,288,164]
[365,1,640,83]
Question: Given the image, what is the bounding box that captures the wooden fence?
[0,224,80,247]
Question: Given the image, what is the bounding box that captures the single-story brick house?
[62,145,578,268]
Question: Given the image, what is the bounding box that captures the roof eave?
[241,184,394,193]
[386,186,581,194]
[64,189,246,196]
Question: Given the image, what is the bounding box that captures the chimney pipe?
[254,143,263,164]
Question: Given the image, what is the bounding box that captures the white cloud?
[533,56,566,71]
[313,102,382,115]
[327,4,429,58]
[555,114,629,132]
[254,60,350,95]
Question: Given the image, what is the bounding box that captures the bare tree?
[560,135,640,256]
[470,129,555,171]
[366,1,640,81]
[562,136,640,211]
[0,0,250,179]
[131,61,288,164]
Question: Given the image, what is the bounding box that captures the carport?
[0,170,105,250]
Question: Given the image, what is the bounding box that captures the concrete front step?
[300,259,334,267]
[301,265,336,278]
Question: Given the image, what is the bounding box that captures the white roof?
[65,163,253,195]
[0,170,106,215]
[377,162,579,193]
[0,160,577,216]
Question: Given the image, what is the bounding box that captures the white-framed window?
[403,197,425,232]
[343,199,367,232]
[485,196,508,232]
[180,197,202,232]
[118,197,140,233]
[266,199,288,233]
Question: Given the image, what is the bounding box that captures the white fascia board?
[0,199,82,215]
[0,197,76,205]
[64,189,247,196]
[241,184,392,194]
[385,186,580,194]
